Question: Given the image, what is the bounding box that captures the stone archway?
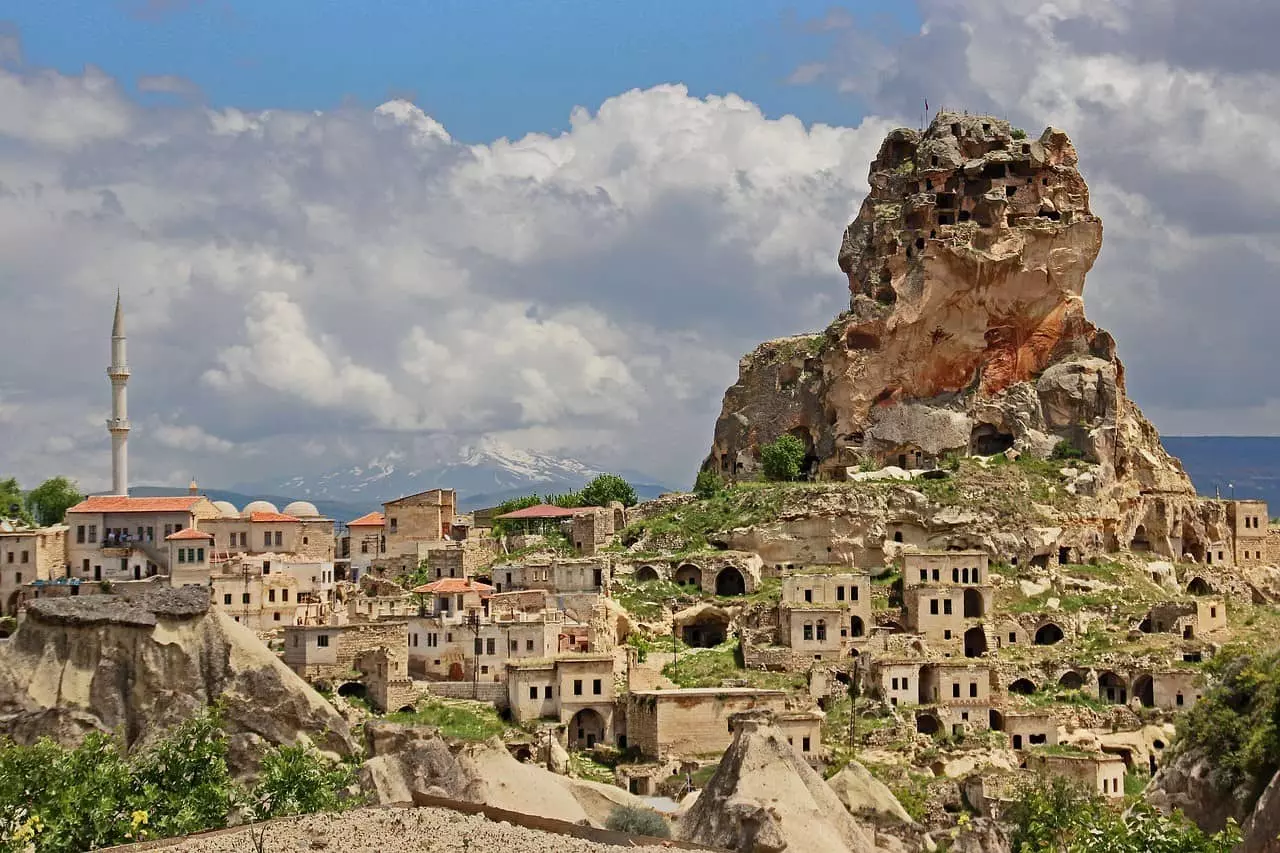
[1009,678,1036,695]
[568,708,607,750]
[1099,671,1127,704]
[1034,623,1064,645]
[635,565,660,583]
[916,713,942,735]
[674,564,702,589]
[963,588,984,619]
[681,608,730,648]
[850,615,866,638]
[963,626,987,658]
[715,566,746,597]
[989,710,1005,731]
[337,682,367,700]
[1133,673,1154,708]
[1058,670,1085,690]
[1187,577,1213,596]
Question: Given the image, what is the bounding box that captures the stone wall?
[423,680,509,708]
[284,620,408,683]
[627,689,791,760]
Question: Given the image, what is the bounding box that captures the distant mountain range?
[1164,436,1280,511]
[232,438,673,516]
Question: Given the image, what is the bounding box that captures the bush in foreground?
[605,805,670,838]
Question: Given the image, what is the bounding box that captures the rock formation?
[678,713,879,852]
[701,111,1228,561]
[0,587,354,771]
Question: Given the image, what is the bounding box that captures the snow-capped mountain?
[236,438,670,512]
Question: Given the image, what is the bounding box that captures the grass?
[613,577,694,620]
[618,486,785,554]
[661,639,806,691]
[386,698,509,740]
[569,752,617,784]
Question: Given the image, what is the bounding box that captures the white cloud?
[152,423,234,453]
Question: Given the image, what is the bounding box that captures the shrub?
[693,469,723,499]
[248,744,355,820]
[1051,440,1084,460]
[760,435,806,482]
[605,805,670,838]
[1011,127,1028,139]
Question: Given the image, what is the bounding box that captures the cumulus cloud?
[137,74,202,99]
[790,0,1280,436]
[0,46,891,492]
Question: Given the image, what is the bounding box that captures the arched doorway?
[850,615,866,638]
[989,710,1005,731]
[715,567,746,596]
[916,713,941,735]
[893,531,904,543]
[514,746,533,763]
[1034,623,1064,645]
[396,705,416,714]
[635,565,660,583]
[963,626,987,658]
[568,708,606,750]
[674,564,702,589]
[1132,525,1150,552]
[971,424,1015,456]
[1187,577,1212,596]
[682,610,729,648]
[1009,678,1036,695]
[963,588,984,618]
[1099,671,1127,704]
[447,662,465,681]
[1058,670,1084,690]
[337,682,367,700]
[1133,674,1154,708]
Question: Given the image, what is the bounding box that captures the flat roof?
[631,687,787,698]
[902,550,987,557]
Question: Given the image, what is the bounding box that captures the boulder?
[0,587,354,773]
[827,761,914,825]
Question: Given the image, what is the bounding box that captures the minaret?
[107,290,130,496]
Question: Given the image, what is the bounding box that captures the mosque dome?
[282,500,320,518]
[212,500,239,518]
[242,500,279,518]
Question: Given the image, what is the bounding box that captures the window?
[317,634,329,648]
[1176,693,1184,706]
[274,532,283,547]
[360,542,369,554]
[944,630,952,640]
[943,599,953,615]
[593,678,602,695]
[801,736,811,752]
[804,589,812,603]
[803,623,814,641]
[481,665,489,674]
[930,599,939,615]
[14,572,20,583]
[1009,632,1017,643]
[970,682,978,697]
[264,532,272,548]
[303,537,308,545]
[177,549,186,564]
[851,585,859,601]
[389,517,398,533]
[892,677,900,689]
[544,685,552,698]
[510,640,518,652]
[76,525,85,544]
[223,594,232,605]
[952,568,959,582]
[573,679,583,696]
[903,678,909,690]
[273,612,280,622]
[952,683,960,698]
[282,589,289,601]
[268,589,276,603]
[88,525,97,543]
[486,638,495,656]
[816,620,827,641]
[932,569,939,581]
[836,586,845,601]
[242,593,250,604]
[526,639,534,651]
[529,686,538,699]
[919,569,928,582]
[196,548,204,562]
[474,638,483,655]
[1211,607,1217,618]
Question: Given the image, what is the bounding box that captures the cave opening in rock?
[1133,674,1154,708]
[1009,678,1036,695]
[847,329,881,351]
[916,713,941,735]
[1037,207,1061,221]
[715,567,747,597]
[1058,670,1084,690]
[1187,577,1212,595]
[971,424,1015,456]
[635,565,660,583]
[963,626,987,658]
[1034,623,1064,645]
[682,611,729,648]
[958,210,972,222]
[1098,671,1127,704]
[937,213,955,226]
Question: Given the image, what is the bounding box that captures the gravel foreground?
[136,806,676,853]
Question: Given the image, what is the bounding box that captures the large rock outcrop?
[704,112,1193,511]
[0,587,354,771]
[677,715,879,852]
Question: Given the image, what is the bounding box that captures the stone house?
[917,662,993,735]
[343,511,386,580]
[780,571,873,647]
[571,507,616,556]
[496,557,608,595]
[206,555,337,629]
[407,608,561,682]
[624,552,763,598]
[625,687,796,761]
[1139,598,1226,639]
[352,646,417,713]
[901,550,993,656]
[383,489,457,556]
[1149,670,1204,710]
[165,528,213,588]
[282,620,408,689]
[65,495,219,581]
[0,521,67,616]
[868,659,922,708]
[1001,711,1057,750]
[201,500,335,563]
[1026,752,1126,799]
[505,654,616,749]
[1228,499,1269,567]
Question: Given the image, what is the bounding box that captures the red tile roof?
[166,528,213,541]
[248,512,301,523]
[494,503,585,520]
[348,511,385,527]
[67,495,205,514]
[411,578,495,596]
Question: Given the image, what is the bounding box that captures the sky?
[0,0,1278,495]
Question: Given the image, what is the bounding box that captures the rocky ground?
[120,806,674,853]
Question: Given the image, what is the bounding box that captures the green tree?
[0,478,33,526]
[760,435,806,482]
[24,477,83,527]
[579,474,638,507]
[127,712,234,839]
[248,744,354,820]
[693,469,723,500]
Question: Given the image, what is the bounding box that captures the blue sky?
[2,0,918,141]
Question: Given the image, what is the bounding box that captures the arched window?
[816,620,827,642]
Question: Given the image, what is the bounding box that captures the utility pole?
[848,659,861,753]
[671,615,679,682]
[466,610,482,700]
